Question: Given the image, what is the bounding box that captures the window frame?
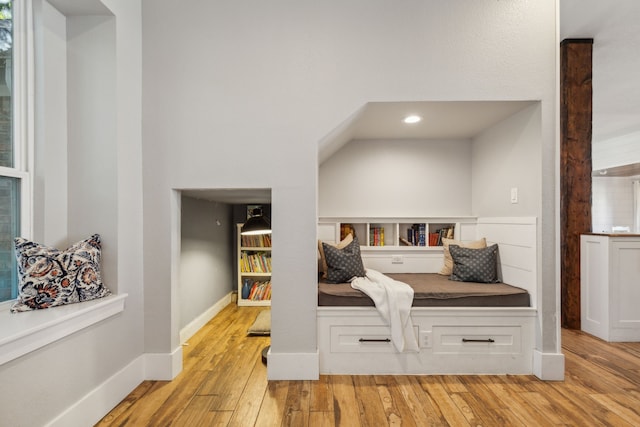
[0,0,32,306]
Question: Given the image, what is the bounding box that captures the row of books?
[245,280,271,301]
[240,252,272,273]
[240,234,272,248]
[405,223,427,246]
[429,225,455,246]
[400,224,455,246]
[369,226,385,246]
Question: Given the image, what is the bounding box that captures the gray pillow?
[322,236,366,283]
[449,243,499,283]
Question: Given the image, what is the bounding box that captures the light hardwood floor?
[97,304,640,426]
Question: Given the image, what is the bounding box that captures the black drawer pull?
[359,338,391,343]
[462,338,495,343]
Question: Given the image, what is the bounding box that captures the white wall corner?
[267,349,319,380]
[180,293,232,344]
[144,346,183,380]
[533,350,565,381]
[47,356,145,427]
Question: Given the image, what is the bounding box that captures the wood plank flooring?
[97,304,640,426]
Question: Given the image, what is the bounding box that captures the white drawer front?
[330,325,419,353]
[433,325,521,355]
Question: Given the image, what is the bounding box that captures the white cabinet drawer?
[432,325,521,355]
[330,325,418,353]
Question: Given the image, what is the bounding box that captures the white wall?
[592,176,636,233]
[319,138,472,217]
[33,0,68,244]
[472,103,542,217]
[141,0,559,379]
[179,196,234,330]
[66,14,118,283]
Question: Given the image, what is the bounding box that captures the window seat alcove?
[316,217,537,375]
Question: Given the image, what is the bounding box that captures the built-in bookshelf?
[320,217,476,250]
[237,224,271,306]
[318,217,478,273]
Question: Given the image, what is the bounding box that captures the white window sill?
[0,293,127,366]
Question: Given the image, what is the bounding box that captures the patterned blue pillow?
[449,243,499,283]
[322,236,366,283]
[11,234,111,312]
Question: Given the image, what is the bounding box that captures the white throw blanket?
[351,269,419,353]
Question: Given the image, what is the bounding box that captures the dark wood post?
[560,39,593,329]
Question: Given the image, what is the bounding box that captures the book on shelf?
[240,251,272,273]
[245,280,271,301]
[429,224,455,246]
[407,223,427,246]
[369,226,385,246]
[241,233,271,248]
[399,236,413,246]
[340,223,356,240]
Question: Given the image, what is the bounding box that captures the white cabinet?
[317,306,536,375]
[581,233,640,341]
[318,217,477,273]
[237,224,271,307]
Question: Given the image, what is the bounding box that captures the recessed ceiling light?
[403,115,422,124]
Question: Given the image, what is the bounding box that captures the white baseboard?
[180,293,231,344]
[267,349,319,380]
[533,350,565,380]
[46,356,146,427]
[47,346,185,427]
[43,294,232,426]
[144,345,183,380]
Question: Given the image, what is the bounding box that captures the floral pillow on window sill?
[11,234,111,313]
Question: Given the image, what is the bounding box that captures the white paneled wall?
[592,177,636,233]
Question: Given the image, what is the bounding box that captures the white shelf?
[360,245,444,252]
[318,217,478,274]
[318,217,477,249]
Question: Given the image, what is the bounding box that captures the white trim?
[180,292,232,344]
[476,216,537,225]
[19,172,32,237]
[0,293,127,366]
[12,0,35,173]
[0,166,28,178]
[46,355,146,427]
[533,350,565,380]
[144,345,183,380]
[12,0,35,237]
[267,349,320,380]
[45,345,186,427]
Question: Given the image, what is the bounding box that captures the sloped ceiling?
[318,100,535,164]
[47,0,111,16]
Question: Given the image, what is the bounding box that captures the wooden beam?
[560,38,593,329]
